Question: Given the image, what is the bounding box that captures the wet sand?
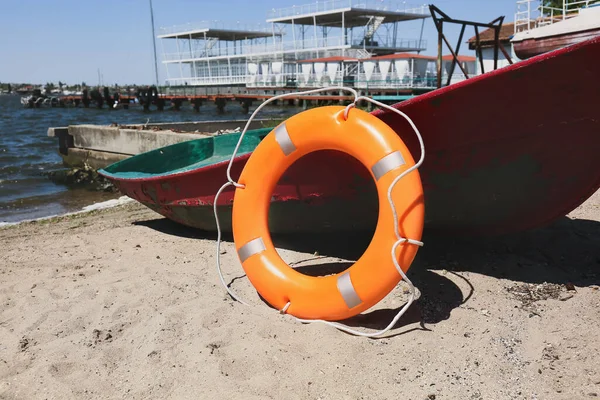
[1,190,599,399]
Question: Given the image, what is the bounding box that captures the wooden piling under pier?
[57,93,357,110]
[36,86,430,112]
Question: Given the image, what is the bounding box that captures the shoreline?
[0,194,131,228]
[0,191,598,399]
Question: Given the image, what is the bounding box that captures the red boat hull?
[374,36,600,235]
[109,150,380,233]
[107,37,600,236]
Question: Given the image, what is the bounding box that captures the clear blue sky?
[0,0,519,85]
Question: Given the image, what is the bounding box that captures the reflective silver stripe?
[336,272,362,309]
[371,151,405,181]
[237,238,266,263]
[274,123,296,156]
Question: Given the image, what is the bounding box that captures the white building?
[158,0,433,90]
[467,22,520,76]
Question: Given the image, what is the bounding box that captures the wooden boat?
[511,5,600,59]
[99,36,600,236]
[100,127,381,234]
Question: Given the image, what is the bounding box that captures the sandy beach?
[1,190,598,400]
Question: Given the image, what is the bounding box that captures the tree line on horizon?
[1,81,160,94]
[542,0,599,10]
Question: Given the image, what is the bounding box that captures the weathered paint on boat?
[374,35,600,235]
[100,130,379,233]
[100,36,600,236]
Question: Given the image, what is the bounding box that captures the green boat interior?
[99,127,272,179]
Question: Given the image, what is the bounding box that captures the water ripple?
[0,93,294,223]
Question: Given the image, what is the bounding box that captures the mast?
[149,0,160,87]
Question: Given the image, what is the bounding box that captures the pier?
[47,118,273,169]
[25,84,427,113]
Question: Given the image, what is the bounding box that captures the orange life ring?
[232,106,424,321]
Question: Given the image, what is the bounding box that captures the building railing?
[165,75,248,86]
[246,73,300,87]
[239,71,451,89]
[539,0,593,22]
[162,36,350,62]
[267,0,428,20]
[514,0,594,33]
[165,72,463,88]
[351,38,427,50]
[162,86,249,96]
[158,21,272,36]
[161,36,427,62]
[167,71,466,90]
[245,35,349,57]
[355,72,437,88]
[246,71,348,88]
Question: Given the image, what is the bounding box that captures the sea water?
[0,94,291,224]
